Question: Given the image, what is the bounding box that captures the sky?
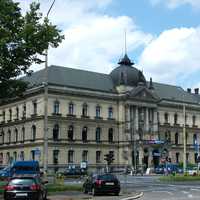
[16,0,200,90]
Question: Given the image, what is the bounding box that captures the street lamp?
[43,0,56,174]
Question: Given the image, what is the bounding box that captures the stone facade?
[1,55,200,173]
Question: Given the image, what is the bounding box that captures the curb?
[120,192,144,200]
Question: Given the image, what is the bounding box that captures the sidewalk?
[49,191,143,200]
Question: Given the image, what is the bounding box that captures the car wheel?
[115,192,119,196]
[92,187,96,196]
[43,191,47,200]
[39,194,43,200]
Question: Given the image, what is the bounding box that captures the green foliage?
[0,0,64,99]
[160,174,200,182]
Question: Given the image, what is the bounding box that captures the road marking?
[153,191,173,195]
[190,188,200,191]
[120,192,144,200]
[188,194,193,198]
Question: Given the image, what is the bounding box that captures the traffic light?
[104,152,115,165]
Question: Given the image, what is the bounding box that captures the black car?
[83,173,120,196]
[4,175,48,200]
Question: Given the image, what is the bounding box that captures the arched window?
[31,125,36,141]
[164,113,169,123]
[22,127,25,143]
[175,132,179,145]
[193,134,197,145]
[14,128,18,143]
[53,101,60,114]
[108,128,113,143]
[82,103,88,117]
[82,127,87,142]
[1,131,4,144]
[165,131,171,142]
[68,125,74,141]
[174,113,178,124]
[192,115,196,126]
[53,124,59,141]
[8,130,11,144]
[96,106,101,118]
[96,127,101,143]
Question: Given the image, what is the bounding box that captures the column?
[135,106,139,131]
[139,146,144,165]
[145,107,149,132]
[153,109,158,133]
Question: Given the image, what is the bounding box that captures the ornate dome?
[110,54,146,87]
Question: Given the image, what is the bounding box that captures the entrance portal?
[152,149,160,167]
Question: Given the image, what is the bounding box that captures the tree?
[0,0,64,99]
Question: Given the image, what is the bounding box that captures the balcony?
[52,113,62,117]
[67,114,76,118]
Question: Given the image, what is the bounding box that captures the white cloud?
[139,27,200,85]
[15,0,153,74]
[150,0,200,9]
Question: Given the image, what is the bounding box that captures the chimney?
[187,88,191,93]
[194,88,199,94]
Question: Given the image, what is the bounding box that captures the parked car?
[63,166,87,176]
[3,174,48,200]
[83,173,120,196]
[0,167,12,180]
[11,161,40,176]
[187,167,199,175]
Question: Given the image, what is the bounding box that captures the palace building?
[0,54,200,172]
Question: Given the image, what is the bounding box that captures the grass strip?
[159,175,200,182]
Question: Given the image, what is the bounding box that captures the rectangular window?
[96,106,101,118]
[175,152,179,163]
[30,150,35,161]
[68,103,74,115]
[2,111,5,122]
[33,101,37,115]
[20,151,24,161]
[16,107,19,120]
[108,107,113,119]
[96,151,101,163]
[82,150,88,162]
[53,150,59,164]
[9,109,11,121]
[13,152,17,161]
[68,150,74,163]
[23,104,26,119]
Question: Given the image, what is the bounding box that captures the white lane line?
[153,191,173,195]
[190,188,200,191]
[188,194,193,198]
[182,191,189,194]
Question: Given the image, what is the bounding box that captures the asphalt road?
[2,175,200,200]
[121,175,200,200]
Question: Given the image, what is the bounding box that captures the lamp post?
[43,0,56,174]
[183,103,187,174]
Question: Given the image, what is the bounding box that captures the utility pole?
[183,103,187,174]
[43,0,56,174]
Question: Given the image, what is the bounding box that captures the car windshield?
[9,178,35,186]
[98,174,116,180]
[13,166,36,171]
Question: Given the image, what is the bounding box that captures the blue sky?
[17,0,200,90]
